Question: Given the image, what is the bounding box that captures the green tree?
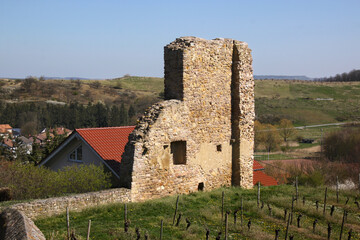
[119,103,128,125]
[278,119,297,142]
[94,102,108,127]
[109,105,120,127]
[255,121,281,152]
[128,104,136,123]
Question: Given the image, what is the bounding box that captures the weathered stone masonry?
[120,37,255,201]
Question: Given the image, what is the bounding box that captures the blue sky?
[1,0,359,79]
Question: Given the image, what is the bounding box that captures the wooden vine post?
[285,212,291,240]
[323,187,327,216]
[124,203,127,222]
[290,195,294,225]
[225,211,228,240]
[173,195,179,225]
[336,176,339,203]
[66,207,70,240]
[339,210,347,240]
[160,219,163,240]
[87,220,91,240]
[221,191,225,223]
[257,182,261,208]
[241,196,243,226]
[295,176,298,204]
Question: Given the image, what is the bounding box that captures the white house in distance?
[39,126,135,186]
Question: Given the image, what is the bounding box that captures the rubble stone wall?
[8,188,131,219]
[0,208,45,240]
[120,37,254,201]
[231,42,255,188]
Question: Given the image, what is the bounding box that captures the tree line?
[315,69,360,82]
[0,101,136,136]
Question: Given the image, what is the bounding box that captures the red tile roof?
[253,169,278,186]
[42,127,72,136]
[2,138,13,148]
[253,160,277,186]
[253,160,265,170]
[76,126,135,163]
[0,124,12,134]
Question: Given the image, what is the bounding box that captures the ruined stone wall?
[8,188,131,219]
[231,42,255,188]
[120,37,254,201]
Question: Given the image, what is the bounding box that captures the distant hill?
[254,75,313,80]
[43,77,93,80]
[2,76,360,127]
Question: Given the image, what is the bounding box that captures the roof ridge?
[76,126,135,131]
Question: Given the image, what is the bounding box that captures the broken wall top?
[164,36,251,101]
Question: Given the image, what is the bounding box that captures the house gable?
[41,134,105,173]
[40,127,135,180]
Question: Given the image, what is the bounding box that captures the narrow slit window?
[171,141,186,165]
[217,144,222,152]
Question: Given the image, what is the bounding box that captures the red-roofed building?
[253,160,278,186]
[39,126,135,185]
[0,124,12,136]
[40,126,276,188]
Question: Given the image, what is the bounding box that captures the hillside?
[0,76,163,107]
[34,185,360,240]
[255,80,360,125]
[1,77,360,128]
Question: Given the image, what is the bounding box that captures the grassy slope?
[35,185,360,240]
[255,80,360,125]
[2,77,360,126]
[0,76,164,106]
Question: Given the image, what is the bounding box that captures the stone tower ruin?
[120,37,254,201]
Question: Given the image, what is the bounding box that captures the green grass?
[35,185,360,240]
[105,76,164,93]
[255,80,360,125]
[254,153,300,161]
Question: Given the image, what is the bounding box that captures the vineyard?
[35,185,360,239]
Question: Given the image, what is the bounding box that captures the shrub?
[297,170,325,187]
[0,187,12,202]
[323,128,360,162]
[0,161,111,200]
[265,158,359,187]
